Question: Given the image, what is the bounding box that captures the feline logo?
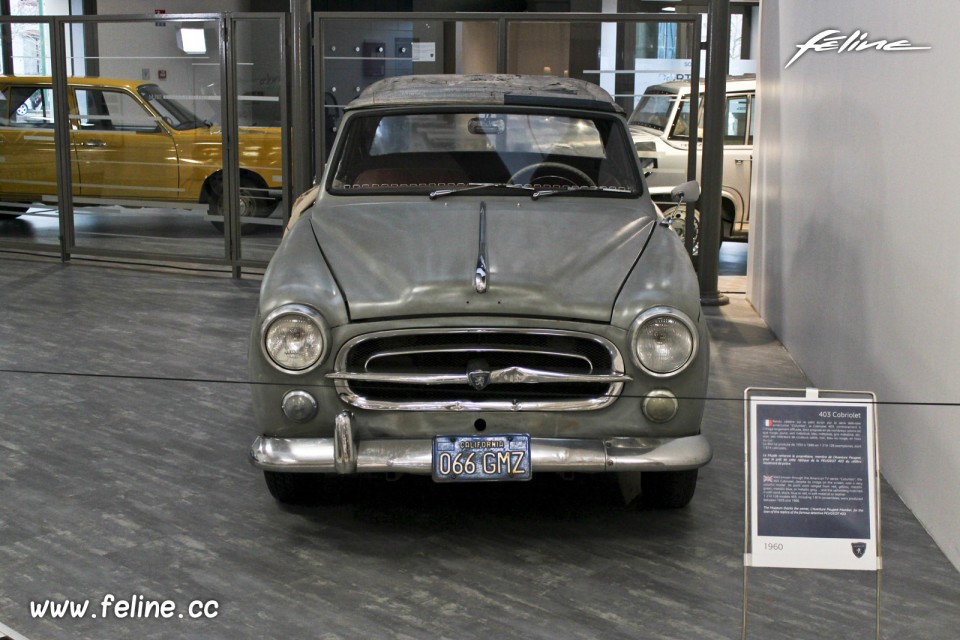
[786,29,931,68]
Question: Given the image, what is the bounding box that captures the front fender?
[257,213,349,327]
[611,222,702,330]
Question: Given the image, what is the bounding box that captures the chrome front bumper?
[249,413,712,475]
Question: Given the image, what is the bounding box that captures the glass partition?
[317,17,499,164]
[234,16,285,264]
[0,20,61,251]
[62,17,227,261]
[316,13,699,183]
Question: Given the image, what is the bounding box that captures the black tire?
[641,469,698,509]
[263,471,326,505]
[207,173,276,234]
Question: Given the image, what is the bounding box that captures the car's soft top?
[346,74,623,114]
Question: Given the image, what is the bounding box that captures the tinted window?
[74,89,161,133]
[1,86,55,128]
[724,95,750,145]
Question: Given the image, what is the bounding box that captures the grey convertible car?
[249,74,711,508]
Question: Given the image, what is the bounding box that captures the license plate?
[432,434,532,482]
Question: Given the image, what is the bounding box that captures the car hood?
[311,197,656,322]
[629,125,664,142]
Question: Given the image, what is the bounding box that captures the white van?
[629,75,755,243]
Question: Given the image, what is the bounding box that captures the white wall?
[749,0,960,570]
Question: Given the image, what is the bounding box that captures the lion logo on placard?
[851,542,867,558]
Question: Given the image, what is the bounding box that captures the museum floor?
[1,251,958,640]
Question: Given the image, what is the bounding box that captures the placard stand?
[742,388,881,640]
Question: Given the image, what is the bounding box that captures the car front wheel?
[640,469,698,509]
[207,173,276,234]
[263,471,325,505]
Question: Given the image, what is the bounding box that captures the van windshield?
[628,93,677,131]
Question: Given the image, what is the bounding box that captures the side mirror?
[670,180,700,204]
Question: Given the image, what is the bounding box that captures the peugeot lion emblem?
[851,542,867,558]
[468,368,491,391]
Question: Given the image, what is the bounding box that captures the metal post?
[278,16,292,230]
[497,17,507,73]
[290,0,312,198]
[1,1,13,75]
[685,16,702,260]
[50,18,73,262]
[698,0,730,306]
[221,16,241,278]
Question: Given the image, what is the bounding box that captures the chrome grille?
[329,329,629,411]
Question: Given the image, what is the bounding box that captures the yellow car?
[0,76,282,224]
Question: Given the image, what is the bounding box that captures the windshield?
[137,84,207,130]
[628,93,677,131]
[329,109,641,197]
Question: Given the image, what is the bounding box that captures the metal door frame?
[0,12,288,275]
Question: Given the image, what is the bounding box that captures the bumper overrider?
[249,411,712,475]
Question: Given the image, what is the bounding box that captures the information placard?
[745,389,880,571]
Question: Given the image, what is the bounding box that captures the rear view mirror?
[468,116,505,135]
[671,180,701,203]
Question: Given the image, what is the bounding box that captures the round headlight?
[632,308,697,376]
[261,305,328,373]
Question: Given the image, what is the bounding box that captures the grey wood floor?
[0,255,958,639]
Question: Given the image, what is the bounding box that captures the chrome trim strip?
[326,368,630,385]
[332,328,627,412]
[334,395,619,412]
[250,435,713,474]
[474,201,488,293]
[365,346,594,372]
[329,371,468,385]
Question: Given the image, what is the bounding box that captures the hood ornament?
[474,201,488,294]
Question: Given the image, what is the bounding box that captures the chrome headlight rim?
[260,304,329,375]
[629,306,699,378]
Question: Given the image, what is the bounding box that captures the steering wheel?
[508,162,596,188]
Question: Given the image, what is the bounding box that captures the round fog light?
[282,390,318,423]
[642,389,679,423]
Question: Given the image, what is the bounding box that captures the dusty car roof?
[346,74,623,113]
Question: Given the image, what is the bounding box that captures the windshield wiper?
[428,183,534,200]
[531,186,634,200]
